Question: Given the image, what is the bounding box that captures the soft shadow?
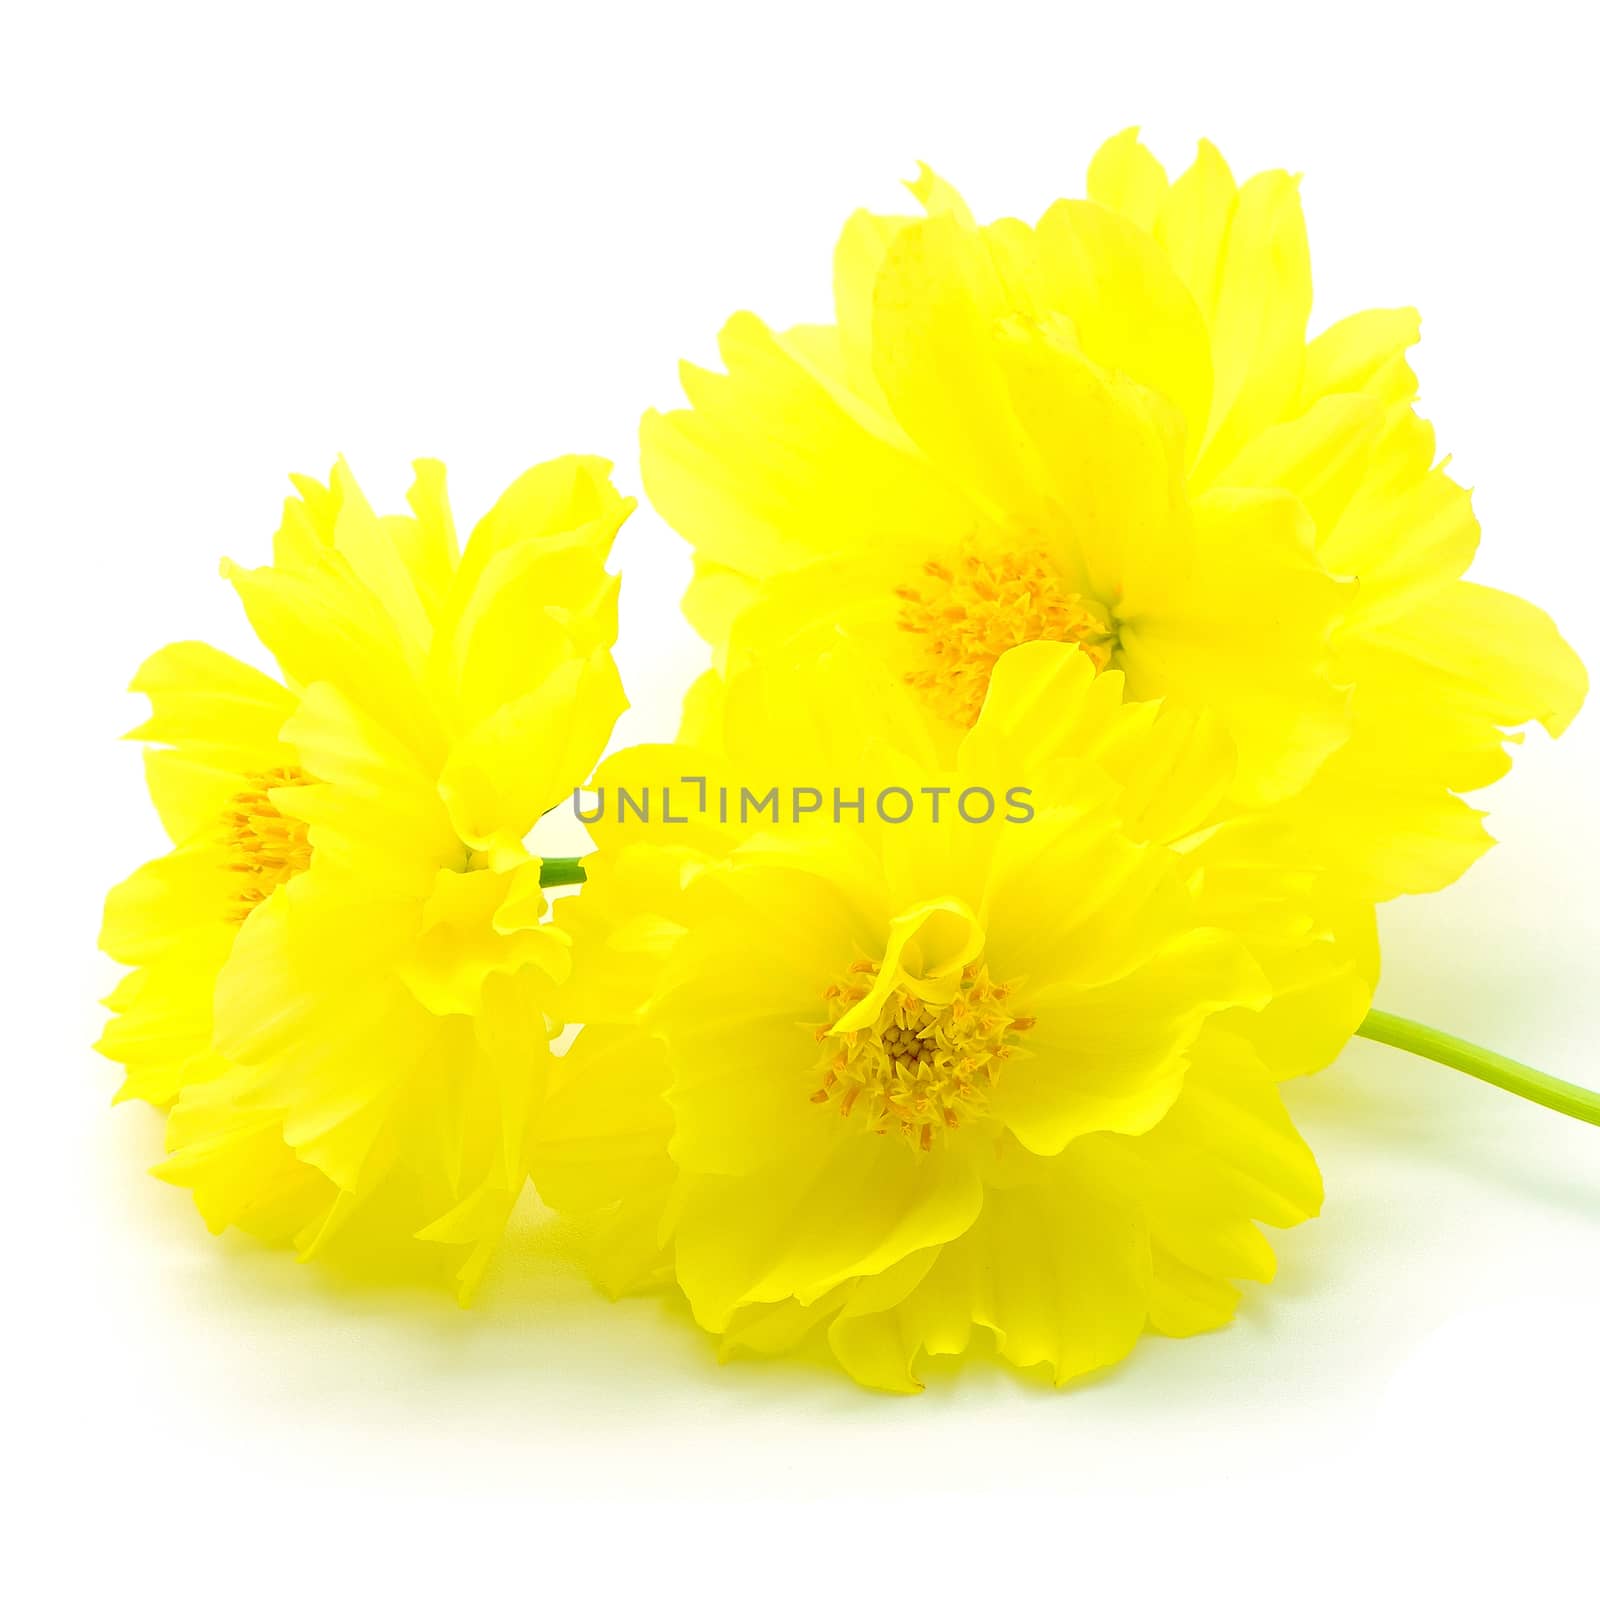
[1288,1036,1600,1215]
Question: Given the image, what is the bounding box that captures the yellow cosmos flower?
[98,455,631,1298]
[641,129,1586,899]
[533,642,1369,1390]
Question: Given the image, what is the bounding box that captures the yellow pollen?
[897,542,1115,727]
[222,766,315,922]
[813,958,1032,1149]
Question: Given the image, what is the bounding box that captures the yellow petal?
[643,312,965,590]
[1102,1027,1322,1285]
[1033,197,1214,461]
[394,458,461,619]
[138,749,250,850]
[1216,393,1386,541]
[548,842,698,1027]
[157,1077,338,1243]
[1208,893,1378,1080]
[438,649,627,856]
[907,162,977,225]
[222,547,439,767]
[832,896,986,1031]
[961,642,1235,845]
[531,1024,674,1213]
[870,213,1055,522]
[1272,740,1494,901]
[834,209,913,415]
[314,459,435,655]
[979,798,1168,987]
[448,454,626,601]
[1264,572,1585,902]
[1183,815,1380,1076]
[991,927,1268,1154]
[1301,307,1421,410]
[1119,486,1351,806]
[432,516,623,735]
[1146,1243,1240,1338]
[674,1133,982,1331]
[399,861,569,1017]
[1194,169,1312,480]
[663,864,876,1176]
[983,320,1191,601]
[1086,126,1170,232]
[211,878,430,1191]
[125,643,296,840]
[1319,415,1478,628]
[97,936,233,1105]
[1350,578,1587,747]
[681,560,761,659]
[274,680,462,896]
[126,640,295,761]
[99,840,234,966]
[720,1285,850,1361]
[1153,138,1236,325]
[821,1246,942,1392]
[829,1151,1149,1390]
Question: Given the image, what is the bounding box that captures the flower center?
[896,543,1115,727]
[811,958,1034,1150]
[223,766,314,922]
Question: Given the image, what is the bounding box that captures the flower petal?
[1033,198,1214,460]
[531,1024,674,1214]
[1100,1026,1322,1289]
[990,927,1268,1154]
[1119,486,1351,806]
[1193,169,1312,480]
[438,649,627,856]
[675,1133,982,1331]
[1085,127,1170,232]
[828,1151,1150,1390]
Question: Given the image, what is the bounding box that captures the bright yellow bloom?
[98,455,631,1298]
[533,642,1371,1390]
[642,130,1586,899]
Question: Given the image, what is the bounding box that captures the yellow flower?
[641,130,1586,898]
[98,455,631,1298]
[533,642,1368,1390]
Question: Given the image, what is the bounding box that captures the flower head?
[534,642,1370,1389]
[99,455,630,1298]
[642,131,1585,897]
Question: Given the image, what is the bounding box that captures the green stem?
[1357,1009,1600,1128]
[538,855,588,888]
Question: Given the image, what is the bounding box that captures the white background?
[5,2,1598,1593]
